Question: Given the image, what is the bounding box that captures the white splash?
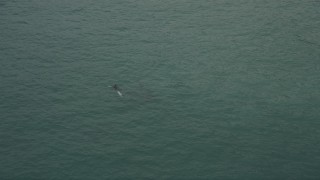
[117,90,123,97]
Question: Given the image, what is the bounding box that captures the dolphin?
[111,84,122,97]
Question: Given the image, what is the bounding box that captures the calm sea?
[1,0,320,179]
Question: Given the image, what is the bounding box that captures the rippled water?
[1,0,320,179]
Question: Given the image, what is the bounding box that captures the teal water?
[1,0,320,179]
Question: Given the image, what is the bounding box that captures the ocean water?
[1,0,320,179]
